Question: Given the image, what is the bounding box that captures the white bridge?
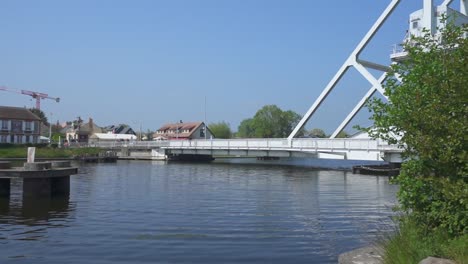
[91,0,465,163]
[92,138,403,162]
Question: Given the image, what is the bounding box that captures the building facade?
[0,106,41,144]
[64,118,103,144]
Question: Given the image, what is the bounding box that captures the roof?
[0,106,41,121]
[90,133,137,140]
[157,122,202,132]
[77,122,103,134]
[155,122,204,138]
[103,124,136,135]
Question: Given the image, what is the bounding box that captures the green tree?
[309,128,327,138]
[280,110,303,137]
[209,121,232,139]
[251,105,284,138]
[366,21,467,235]
[237,118,255,138]
[237,105,302,138]
[29,108,48,125]
[335,130,349,138]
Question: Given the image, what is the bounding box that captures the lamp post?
[49,112,53,145]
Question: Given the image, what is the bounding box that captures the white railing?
[89,138,401,152]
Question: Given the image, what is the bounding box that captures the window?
[11,120,22,133]
[0,135,7,143]
[412,21,418,29]
[25,135,30,143]
[25,121,32,131]
[1,120,7,130]
[199,126,205,138]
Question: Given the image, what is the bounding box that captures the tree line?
[209,104,349,139]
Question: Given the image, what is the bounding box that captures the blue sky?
[0,0,431,134]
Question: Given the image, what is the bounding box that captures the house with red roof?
[0,106,41,144]
[153,121,214,140]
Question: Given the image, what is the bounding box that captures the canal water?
[0,160,398,263]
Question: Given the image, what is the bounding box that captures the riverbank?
[0,146,102,159]
[339,216,467,264]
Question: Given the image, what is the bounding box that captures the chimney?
[89,118,94,131]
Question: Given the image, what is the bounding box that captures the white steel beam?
[442,0,455,7]
[423,0,436,35]
[357,59,392,72]
[353,62,387,95]
[287,62,352,141]
[288,0,401,140]
[354,0,402,57]
[462,0,467,15]
[330,73,387,139]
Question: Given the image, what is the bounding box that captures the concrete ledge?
[51,161,71,168]
[0,167,78,179]
[24,162,52,171]
[0,162,11,169]
[338,246,383,264]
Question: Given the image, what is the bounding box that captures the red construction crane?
[0,85,60,110]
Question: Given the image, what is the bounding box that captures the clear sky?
[0,0,432,134]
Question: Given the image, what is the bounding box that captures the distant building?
[153,122,213,140]
[103,124,136,135]
[0,106,41,144]
[64,118,103,143]
[89,133,137,144]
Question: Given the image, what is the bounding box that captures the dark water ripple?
[0,160,398,263]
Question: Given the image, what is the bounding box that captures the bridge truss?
[288,0,467,140]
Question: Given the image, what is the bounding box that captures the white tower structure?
[288,0,468,140]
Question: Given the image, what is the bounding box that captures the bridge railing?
[89,138,400,152]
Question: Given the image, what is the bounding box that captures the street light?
[49,112,53,145]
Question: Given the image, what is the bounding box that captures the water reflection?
[0,194,73,227]
[0,160,398,264]
[0,197,9,214]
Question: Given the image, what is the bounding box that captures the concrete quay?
[0,161,78,199]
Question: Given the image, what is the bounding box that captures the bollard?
[27,147,36,163]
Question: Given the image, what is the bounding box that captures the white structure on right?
[392,0,468,60]
[288,0,468,141]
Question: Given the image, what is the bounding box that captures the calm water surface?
[0,160,398,263]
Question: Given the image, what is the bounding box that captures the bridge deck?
[90,138,403,162]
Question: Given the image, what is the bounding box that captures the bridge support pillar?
[51,176,70,196]
[23,177,52,199]
[0,178,11,198]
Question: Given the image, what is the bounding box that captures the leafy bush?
[366,20,467,237]
[396,160,468,236]
[383,216,468,264]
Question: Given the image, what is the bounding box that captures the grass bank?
[0,145,102,159]
[382,216,468,264]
